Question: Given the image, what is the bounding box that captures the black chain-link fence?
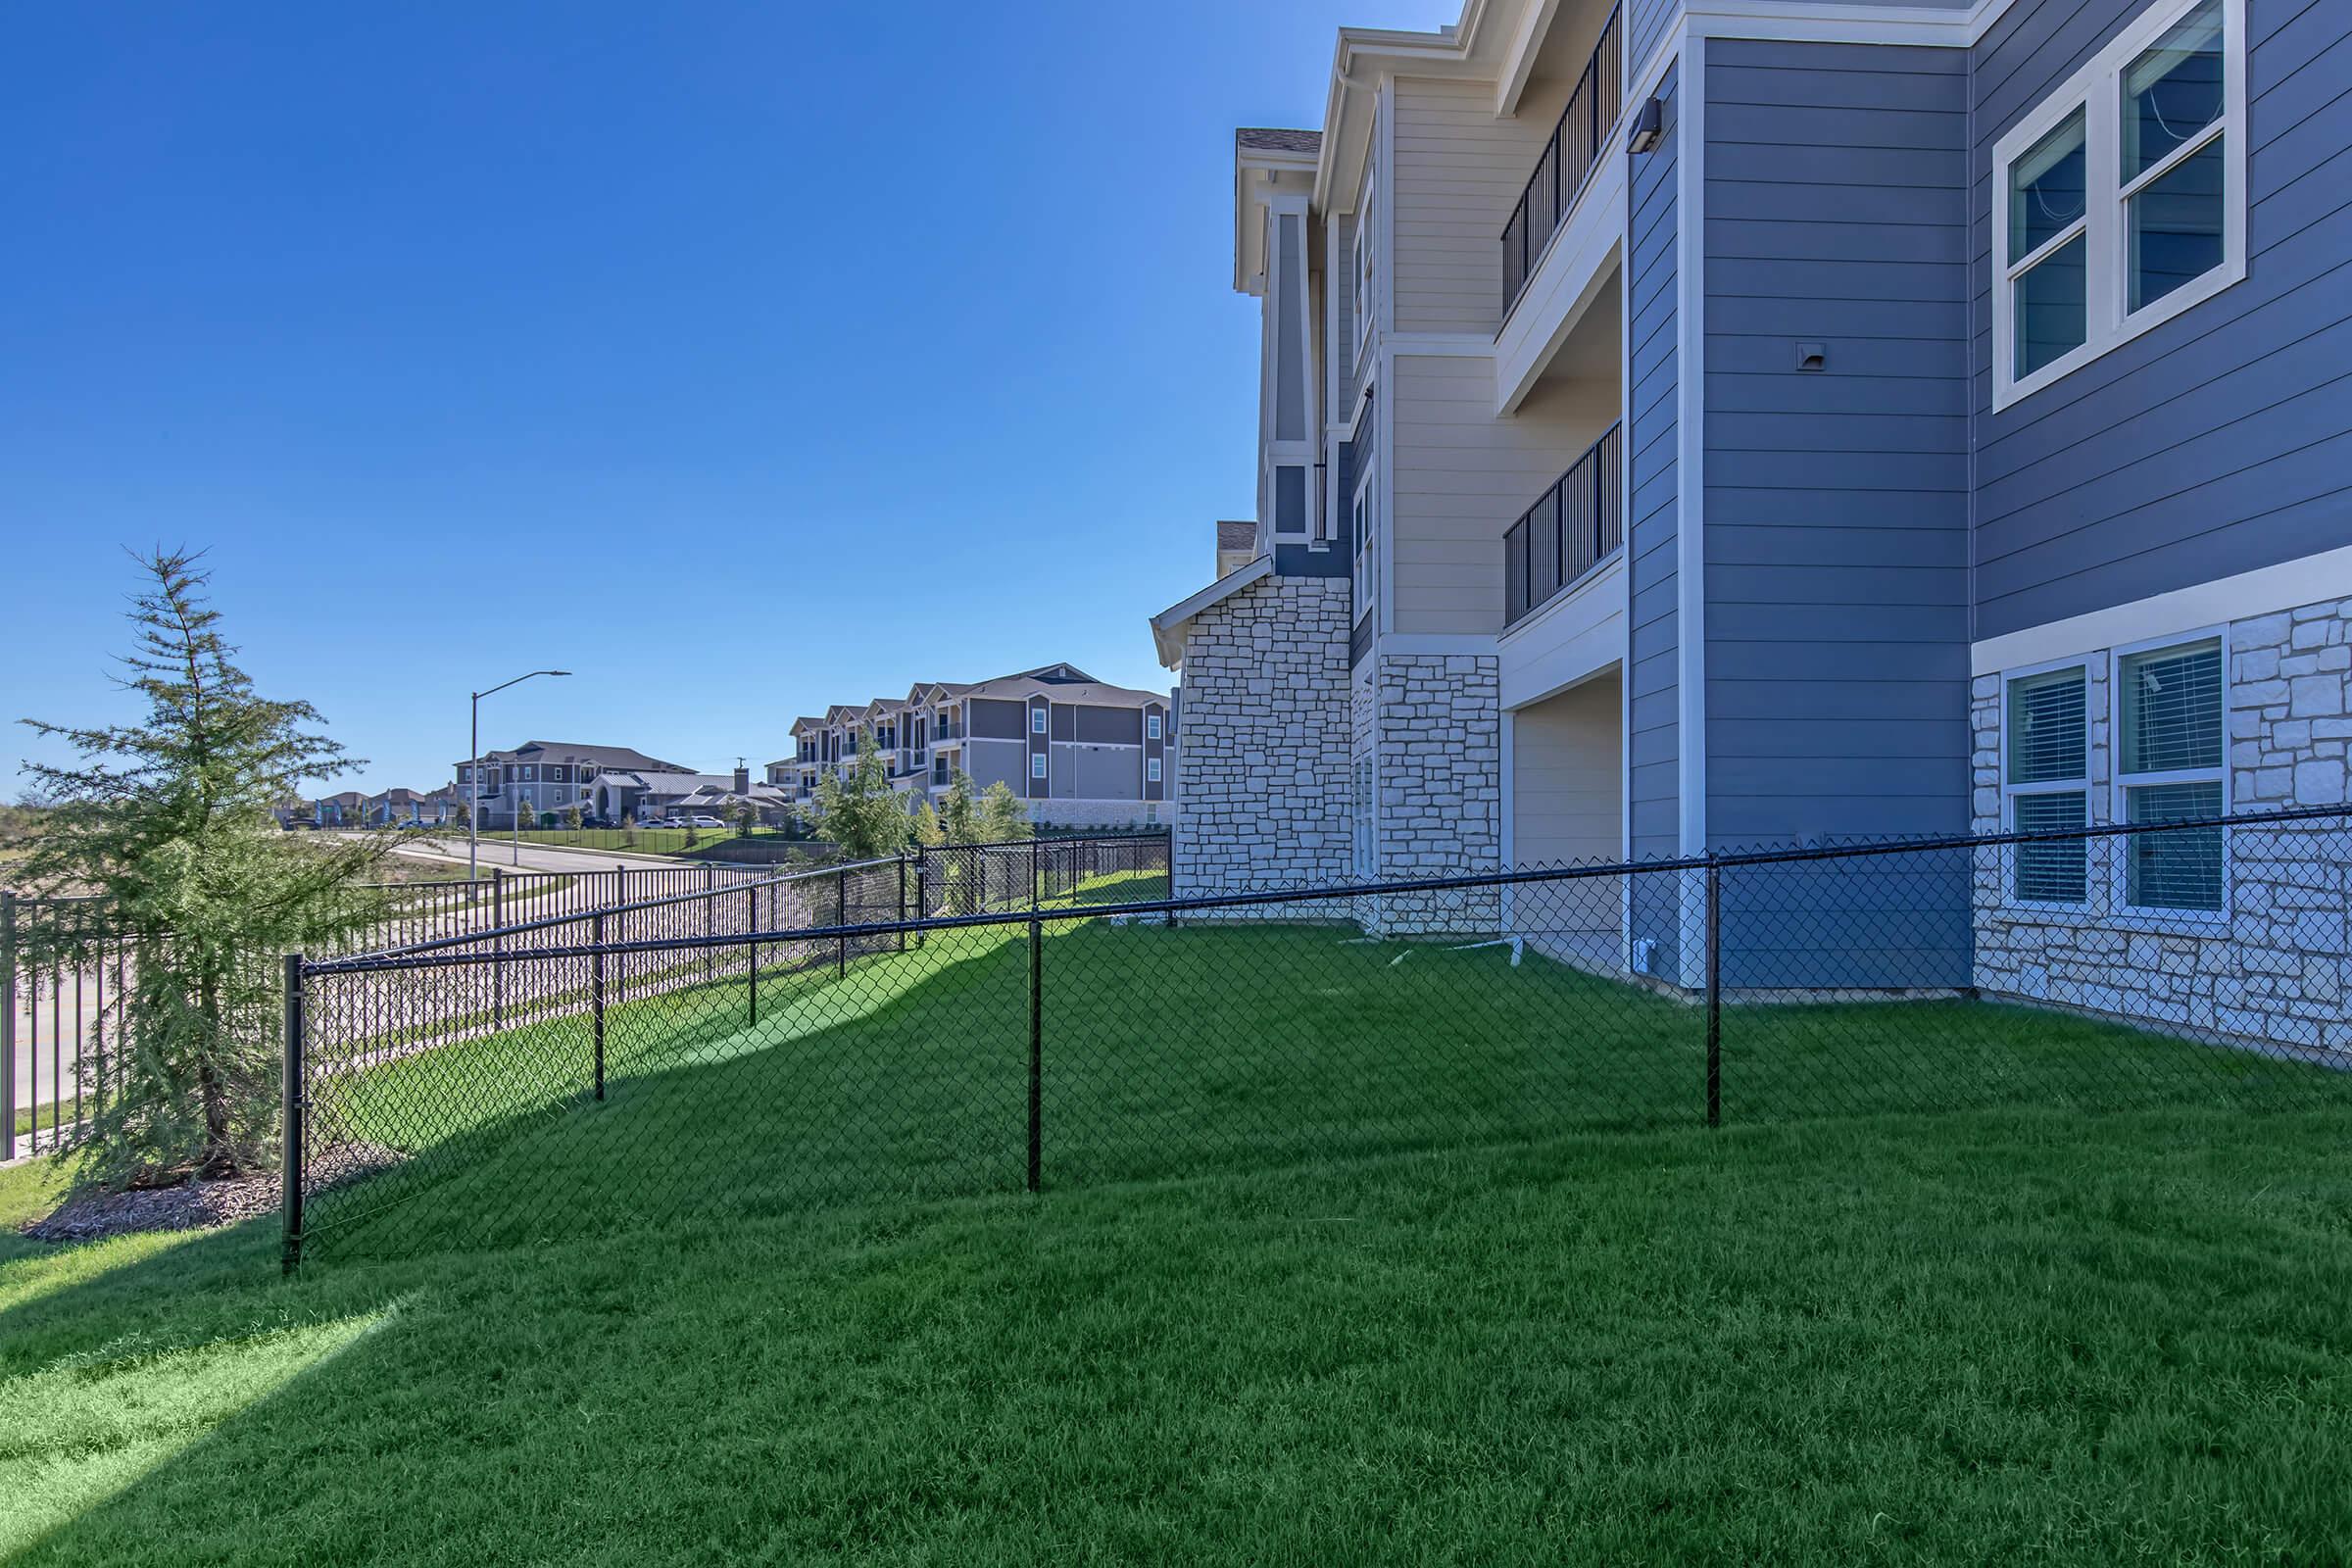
[285,811,2351,1266]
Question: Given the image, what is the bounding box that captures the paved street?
[370,833,681,874]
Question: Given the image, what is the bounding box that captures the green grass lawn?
[6,898,2352,1562]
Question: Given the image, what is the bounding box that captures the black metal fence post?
[703,864,715,982]
[492,867,506,1028]
[591,912,607,1102]
[836,868,849,978]
[1,889,15,1165]
[746,883,760,1026]
[1027,913,1043,1194]
[280,952,305,1275]
[1704,856,1722,1130]
[1030,838,1041,910]
[897,855,908,954]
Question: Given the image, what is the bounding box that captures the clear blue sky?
[2,1,1443,797]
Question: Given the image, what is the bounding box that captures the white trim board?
[1971,542,2352,674]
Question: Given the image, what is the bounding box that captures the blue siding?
[1972,0,2352,639]
[1702,38,1973,854]
[1627,65,1682,867]
[1702,39,1975,987]
[1627,0,1676,84]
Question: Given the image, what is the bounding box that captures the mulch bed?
[19,1144,404,1245]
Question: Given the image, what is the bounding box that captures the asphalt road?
[371,834,682,874]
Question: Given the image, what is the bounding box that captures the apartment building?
[1152,0,2352,1050]
[454,741,691,829]
[778,665,1173,828]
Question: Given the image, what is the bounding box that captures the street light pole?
[466,669,572,891]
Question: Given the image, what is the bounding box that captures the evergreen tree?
[17,550,390,1187]
[910,797,943,848]
[813,750,909,860]
[937,770,980,846]
[978,780,1033,845]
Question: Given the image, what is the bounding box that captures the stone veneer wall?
[1366,653,1503,935]
[1971,594,2352,1056]
[1028,798,1166,830]
[1171,575,1353,908]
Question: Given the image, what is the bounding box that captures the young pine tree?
[17,551,390,1188]
[813,750,909,861]
[977,780,1034,845]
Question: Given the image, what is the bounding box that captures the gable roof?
[1237,126,1323,155]
[473,741,690,773]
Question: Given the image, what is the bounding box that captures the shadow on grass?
[294,912,2352,1263]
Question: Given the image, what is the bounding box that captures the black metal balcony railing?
[1499,4,1623,316]
[1503,421,1623,629]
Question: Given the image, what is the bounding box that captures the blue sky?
[1,1,1443,797]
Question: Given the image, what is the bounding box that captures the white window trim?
[1990,0,2246,412]
[1350,460,1378,626]
[1146,713,1161,740]
[2109,623,2232,928]
[1030,753,1048,779]
[1999,656,2094,912]
[1352,169,1376,373]
[1146,757,1161,783]
[1030,708,1048,734]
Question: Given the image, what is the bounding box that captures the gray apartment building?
[454,741,691,828]
[1152,0,2351,1053]
[775,665,1172,829]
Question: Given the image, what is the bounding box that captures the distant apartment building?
[365,787,461,827]
[1149,0,2352,1053]
[777,665,1172,829]
[454,741,691,829]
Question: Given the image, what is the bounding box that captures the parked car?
[397,819,431,832]
[686,814,726,828]
[282,816,318,831]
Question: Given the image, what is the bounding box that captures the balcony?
[1502,422,1622,629]
[1498,5,1622,318]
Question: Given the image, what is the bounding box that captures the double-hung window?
[1146,712,1161,741]
[2117,636,2227,912]
[1352,182,1375,367]
[1030,753,1048,780]
[2004,664,2090,903]
[1992,0,2242,408]
[1146,757,1161,784]
[1030,708,1048,735]
[1350,471,1378,627]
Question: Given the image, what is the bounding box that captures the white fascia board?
[1972,544,2352,675]
[1149,556,1275,668]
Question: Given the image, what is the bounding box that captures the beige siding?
[1390,355,1617,634]
[1390,75,1568,336]
[1511,669,1621,867]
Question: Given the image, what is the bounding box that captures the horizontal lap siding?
[1702,39,1973,852]
[1972,0,2352,638]
[1392,76,1563,336]
[1390,356,1604,633]
[1628,64,1681,863]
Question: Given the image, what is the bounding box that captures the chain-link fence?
[284,809,2352,1266]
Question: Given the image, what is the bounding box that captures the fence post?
[3,890,18,1164]
[591,911,607,1102]
[836,867,848,979]
[746,883,760,1025]
[1027,913,1043,1195]
[897,855,908,954]
[913,856,928,948]
[1704,855,1722,1130]
[492,867,506,1028]
[703,864,714,982]
[1030,838,1041,910]
[280,952,305,1275]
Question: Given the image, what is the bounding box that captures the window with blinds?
[2118,637,2226,911]
[2004,665,2090,903]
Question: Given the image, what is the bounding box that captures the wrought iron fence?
[1499,3,1624,313]
[278,808,2351,1267]
[1503,420,1622,627]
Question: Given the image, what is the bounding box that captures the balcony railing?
[1499,4,1623,317]
[1503,421,1622,629]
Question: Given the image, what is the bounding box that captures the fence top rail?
[327,853,912,965]
[300,804,2345,978]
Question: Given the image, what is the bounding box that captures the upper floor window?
[1992,0,2242,410]
[1350,470,1378,624]
[1352,174,1375,366]
[1031,708,1048,734]
[1146,712,1161,741]
[1146,757,1162,783]
[1030,753,1048,779]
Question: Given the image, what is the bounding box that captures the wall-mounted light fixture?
[1627,97,1664,155]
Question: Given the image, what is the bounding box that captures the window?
[1350,469,1378,625]
[2117,636,2226,911]
[1030,754,1047,780]
[1147,712,1161,740]
[1992,0,2241,408]
[1352,181,1375,365]
[1146,757,1161,783]
[2004,665,2089,903]
[1031,708,1048,734]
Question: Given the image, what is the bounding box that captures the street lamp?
[467,669,571,889]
